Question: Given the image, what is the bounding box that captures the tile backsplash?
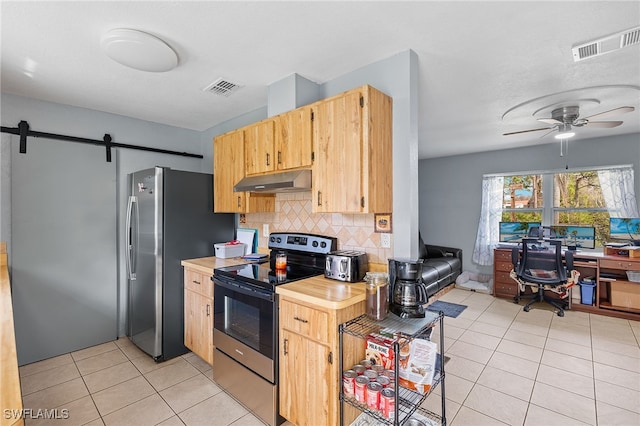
[242,192,392,265]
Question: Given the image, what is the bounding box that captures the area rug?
[425,300,467,318]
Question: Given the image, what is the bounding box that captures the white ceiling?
[1,1,639,159]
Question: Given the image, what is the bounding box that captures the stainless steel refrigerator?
[126,167,235,361]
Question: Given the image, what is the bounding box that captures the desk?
[493,248,640,321]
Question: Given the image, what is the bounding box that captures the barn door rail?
[1,120,203,162]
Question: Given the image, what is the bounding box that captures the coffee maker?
[388,258,429,318]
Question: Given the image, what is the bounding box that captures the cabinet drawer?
[280,299,328,342]
[494,271,513,285]
[495,261,514,272]
[184,269,212,298]
[600,258,640,271]
[494,250,513,262]
[494,281,517,297]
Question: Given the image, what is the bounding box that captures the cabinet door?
[312,90,364,213]
[275,106,313,170]
[184,289,213,364]
[279,329,331,426]
[213,130,246,212]
[245,120,275,176]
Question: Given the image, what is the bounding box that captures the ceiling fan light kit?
[100,28,178,72]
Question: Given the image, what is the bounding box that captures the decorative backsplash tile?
[243,192,393,265]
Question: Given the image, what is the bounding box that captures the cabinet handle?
[237,196,241,208]
[266,152,270,166]
[328,352,333,364]
[277,151,282,164]
[293,316,308,323]
[283,338,288,356]
[317,191,322,206]
[206,304,210,317]
[192,280,201,285]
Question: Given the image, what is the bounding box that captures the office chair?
[510,238,580,317]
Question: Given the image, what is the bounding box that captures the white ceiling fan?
[503,105,635,139]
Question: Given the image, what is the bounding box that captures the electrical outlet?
[263,224,269,237]
[380,233,391,248]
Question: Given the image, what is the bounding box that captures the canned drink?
[343,370,357,398]
[377,375,391,387]
[380,388,395,420]
[352,364,366,375]
[355,376,369,402]
[363,370,378,382]
[359,359,373,369]
[366,382,383,411]
[371,364,385,373]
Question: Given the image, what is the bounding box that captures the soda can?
[355,375,369,402]
[372,364,385,373]
[343,370,357,398]
[352,364,366,376]
[363,369,378,382]
[380,387,395,420]
[366,382,383,411]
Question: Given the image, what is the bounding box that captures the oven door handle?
[213,276,274,301]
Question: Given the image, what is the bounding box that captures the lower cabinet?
[279,296,364,426]
[183,267,213,364]
[493,249,517,298]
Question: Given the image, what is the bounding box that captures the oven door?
[213,274,277,382]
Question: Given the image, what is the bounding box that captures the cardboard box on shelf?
[610,281,640,309]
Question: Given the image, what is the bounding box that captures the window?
[501,171,609,247]
[474,166,637,266]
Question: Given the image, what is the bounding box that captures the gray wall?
[1,93,205,336]
[418,133,640,273]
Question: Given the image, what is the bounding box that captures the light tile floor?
[17,289,640,425]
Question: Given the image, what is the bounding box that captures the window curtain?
[598,167,640,218]
[472,175,504,266]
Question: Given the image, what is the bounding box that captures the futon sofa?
[419,239,463,298]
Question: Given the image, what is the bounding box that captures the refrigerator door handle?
[126,195,137,280]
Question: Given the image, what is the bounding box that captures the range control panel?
[268,232,337,254]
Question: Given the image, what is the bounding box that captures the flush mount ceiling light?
[554,124,575,140]
[100,28,178,72]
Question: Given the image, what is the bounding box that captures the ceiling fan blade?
[584,120,623,128]
[582,106,635,121]
[539,129,557,139]
[537,118,563,125]
[503,127,554,136]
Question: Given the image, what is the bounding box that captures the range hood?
[234,169,311,193]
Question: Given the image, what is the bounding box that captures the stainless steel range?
[212,232,337,426]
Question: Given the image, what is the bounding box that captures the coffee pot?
[388,258,429,318]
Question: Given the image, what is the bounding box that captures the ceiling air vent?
[572,26,640,62]
[203,78,243,97]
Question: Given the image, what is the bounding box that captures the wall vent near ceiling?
[572,26,640,62]
[203,78,243,97]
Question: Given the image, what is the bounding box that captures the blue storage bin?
[579,281,596,305]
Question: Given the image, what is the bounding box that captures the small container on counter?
[364,272,389,320]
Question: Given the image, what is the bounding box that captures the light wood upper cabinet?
[213,129,275,213]
[245,119,276,176]
[245,106,313,176]
[311,85,392,213]
[214,129,246,213]
[275,106,313,171]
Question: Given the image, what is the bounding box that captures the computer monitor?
[609,217,640,245]
[528,226,556,239]
[499,222,541,243]
[551,225,596,250]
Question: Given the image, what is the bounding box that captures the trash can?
[580,281,596,305]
